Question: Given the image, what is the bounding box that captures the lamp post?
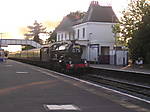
[111,14,119,65]
[114,44,117,65]
[122,46,126,66]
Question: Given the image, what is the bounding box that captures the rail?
[86,74,150,97]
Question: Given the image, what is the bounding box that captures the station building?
[55,1,128,65]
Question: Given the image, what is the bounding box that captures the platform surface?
[0,60,149,112]
[90,64,150,74]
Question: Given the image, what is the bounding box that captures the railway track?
[81,74,150,98]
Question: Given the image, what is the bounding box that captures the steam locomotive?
[9,41,89,72]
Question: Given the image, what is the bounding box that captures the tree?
[129,9,150,63]
[113,0,150,63]
[22,45,34,50]
[24,20,46,44]
[112,23,125,46]
[67,11,86,20]
[113,0,149,44]
[46,31,57,43]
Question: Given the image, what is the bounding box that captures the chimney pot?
[90,1,99,6]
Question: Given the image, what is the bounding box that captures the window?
[57,35,60,41]
[61,34,63,41]
[73,30,76,39]
[65,33,67,40]
[58,44,68,50]
[77,29,80,39]
[83,28,85,38]
[69,32,71,40]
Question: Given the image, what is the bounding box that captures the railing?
[0,39,42,48]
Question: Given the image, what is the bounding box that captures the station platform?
[0,58,5,62]
[90,64,150,75]
[0,60,149,112]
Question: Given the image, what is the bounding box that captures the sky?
[0,0,130,51]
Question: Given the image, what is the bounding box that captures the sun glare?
[0,0,129,51]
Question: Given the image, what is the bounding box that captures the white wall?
[87,22,115,44]
[57,31,71,41]
[73,23,88,40]
[57,22,115,45]
[73,22,115,47]
[73,22,115,59]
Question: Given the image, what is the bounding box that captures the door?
[100,46,110,64]
[89,45,99,62]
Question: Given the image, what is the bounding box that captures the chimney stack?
[90,1,99,6]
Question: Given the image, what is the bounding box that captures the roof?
[82,3,118,23]
[55,16,76,32]
[55,1,118,32]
